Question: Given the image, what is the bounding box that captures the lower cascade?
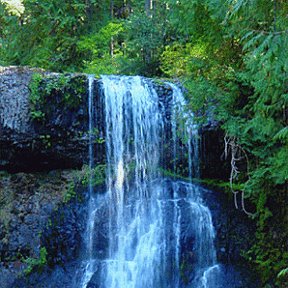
[79,75,222,288]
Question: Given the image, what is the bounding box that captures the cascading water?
[80,75,221,288]
[80,75,96,288]
[169,82,200,179]
[169,82,220,287]
[102,75,163,288]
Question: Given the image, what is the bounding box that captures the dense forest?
[0,0,287,287]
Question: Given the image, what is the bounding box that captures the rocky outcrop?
[0,66,36,133]
[0,170,84,286]
[200,125,231,180]
[0,67,103,172]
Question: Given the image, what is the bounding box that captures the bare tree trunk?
[144,0,154,65]
[145,0,153,17]
[273,0,277,32]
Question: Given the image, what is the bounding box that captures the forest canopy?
[0,0,287,286]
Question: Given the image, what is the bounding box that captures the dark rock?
[199,126,231,180]
[40,185,87,267]
[0,67,105,172]
[12,262,80,288]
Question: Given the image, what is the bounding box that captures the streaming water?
[81,75,97,288]
[81,75,220,288]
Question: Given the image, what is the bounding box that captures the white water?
[81,75,97,288]
[102,75,163,287]
[80,75,220,288]
[169,82,199,179]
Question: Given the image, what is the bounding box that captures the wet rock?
[40,185,87,267]
[0,170,79,284]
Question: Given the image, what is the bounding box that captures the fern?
[273,127,288,142]
[277,267,288,279]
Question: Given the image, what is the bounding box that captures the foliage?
[78,20,126,75]
[1,0,87,70]
[80,164,106,187]
[29,73,45,120]
[28,73,85,121]
[159,167,243,193]
[0,0,24,15]
[123,4,172,76]
[23,247,47,275]
[0,0,174,75]
[63,181,76,204]
[162,0,288,285]
[277,267,288,286]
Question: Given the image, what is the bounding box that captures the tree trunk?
[145,0,153,17]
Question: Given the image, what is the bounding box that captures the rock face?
[0,67,219,177]
[0,170,82,287]
[200,126,231,180]
[0,68,92,172]
[0,66,34,133]
[0,67,96,172]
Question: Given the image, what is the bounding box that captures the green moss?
[153,77,172,86]
[39,134,52,148]
[153,78,165,86]
[159,167,244,193]
[63,181,76,203]
[29,73,45,120]
[90,128,105,144]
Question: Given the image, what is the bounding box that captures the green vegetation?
[29,73,45,120]
[80,164,106,188]
[1,0,287,285]
[90,128,106,144]
[39,134,52,148]
[28,73,86,122]
[63,181,77,204]
[23,247,47,275]
[160,167,243,193]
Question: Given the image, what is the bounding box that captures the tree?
[162,0,288,285]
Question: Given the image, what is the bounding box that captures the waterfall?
[169,82,200,179]
[102,75,163,288]
[79,75,221,288]
[81,75,97,288]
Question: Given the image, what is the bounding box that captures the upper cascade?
[102,75,163,195]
